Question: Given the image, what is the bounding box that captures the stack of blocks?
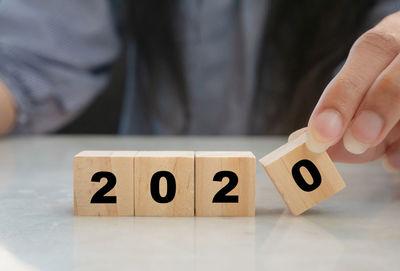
[74,133,346,216]
[74,151,256,216]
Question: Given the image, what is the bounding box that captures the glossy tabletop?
[0,136,399,271]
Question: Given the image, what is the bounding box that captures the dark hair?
[251,0,376,134]
[125,0,376,134]
[125,0,189,133]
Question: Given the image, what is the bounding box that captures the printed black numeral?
[150,171,176,203]
[90,171,117,204]
[212,171,239,203]
[291,159,322,192]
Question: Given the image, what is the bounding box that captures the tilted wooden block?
[74,151,137,216]
[195,152,256,216]
[134,151,195,216]
[259,133,346,216]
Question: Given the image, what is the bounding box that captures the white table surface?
[0,135,399,271]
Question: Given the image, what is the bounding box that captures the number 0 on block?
[259,133,346,216]
[134,151,195,216]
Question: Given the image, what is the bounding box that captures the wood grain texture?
[195,151,256,216]
[259,133,346,216]
[135,151,194,216]
[74,151,136,216]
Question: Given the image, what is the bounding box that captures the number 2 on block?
[90,171,117,204]
[212,171,239,203]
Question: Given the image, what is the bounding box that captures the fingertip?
[350,110,384,144]
[383,148,400,173]
[343,129,369,154]
[306,129,330,153]
[307,109,343,153]
[382,155,400,174]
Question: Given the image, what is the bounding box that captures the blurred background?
[58,53,126,134]
[2,0,393,136]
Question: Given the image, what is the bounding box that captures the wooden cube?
[74,151,137,216]
[195,152,256,216]
[135,151,194,216]
[259,133,346,216]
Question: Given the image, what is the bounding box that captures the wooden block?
[135,151,194,216]
[74,151,136,216]
[259,133,346,216]
[195,151,256,216]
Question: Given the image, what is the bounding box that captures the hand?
[0,80,16,136]
[306,12,400,171]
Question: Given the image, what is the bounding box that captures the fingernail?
[306,130,330,153]
[344,111,384,154]
[382,153,400,173]
[343,129,369,154]
[351,111,384,143]
[306,109,342,153]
